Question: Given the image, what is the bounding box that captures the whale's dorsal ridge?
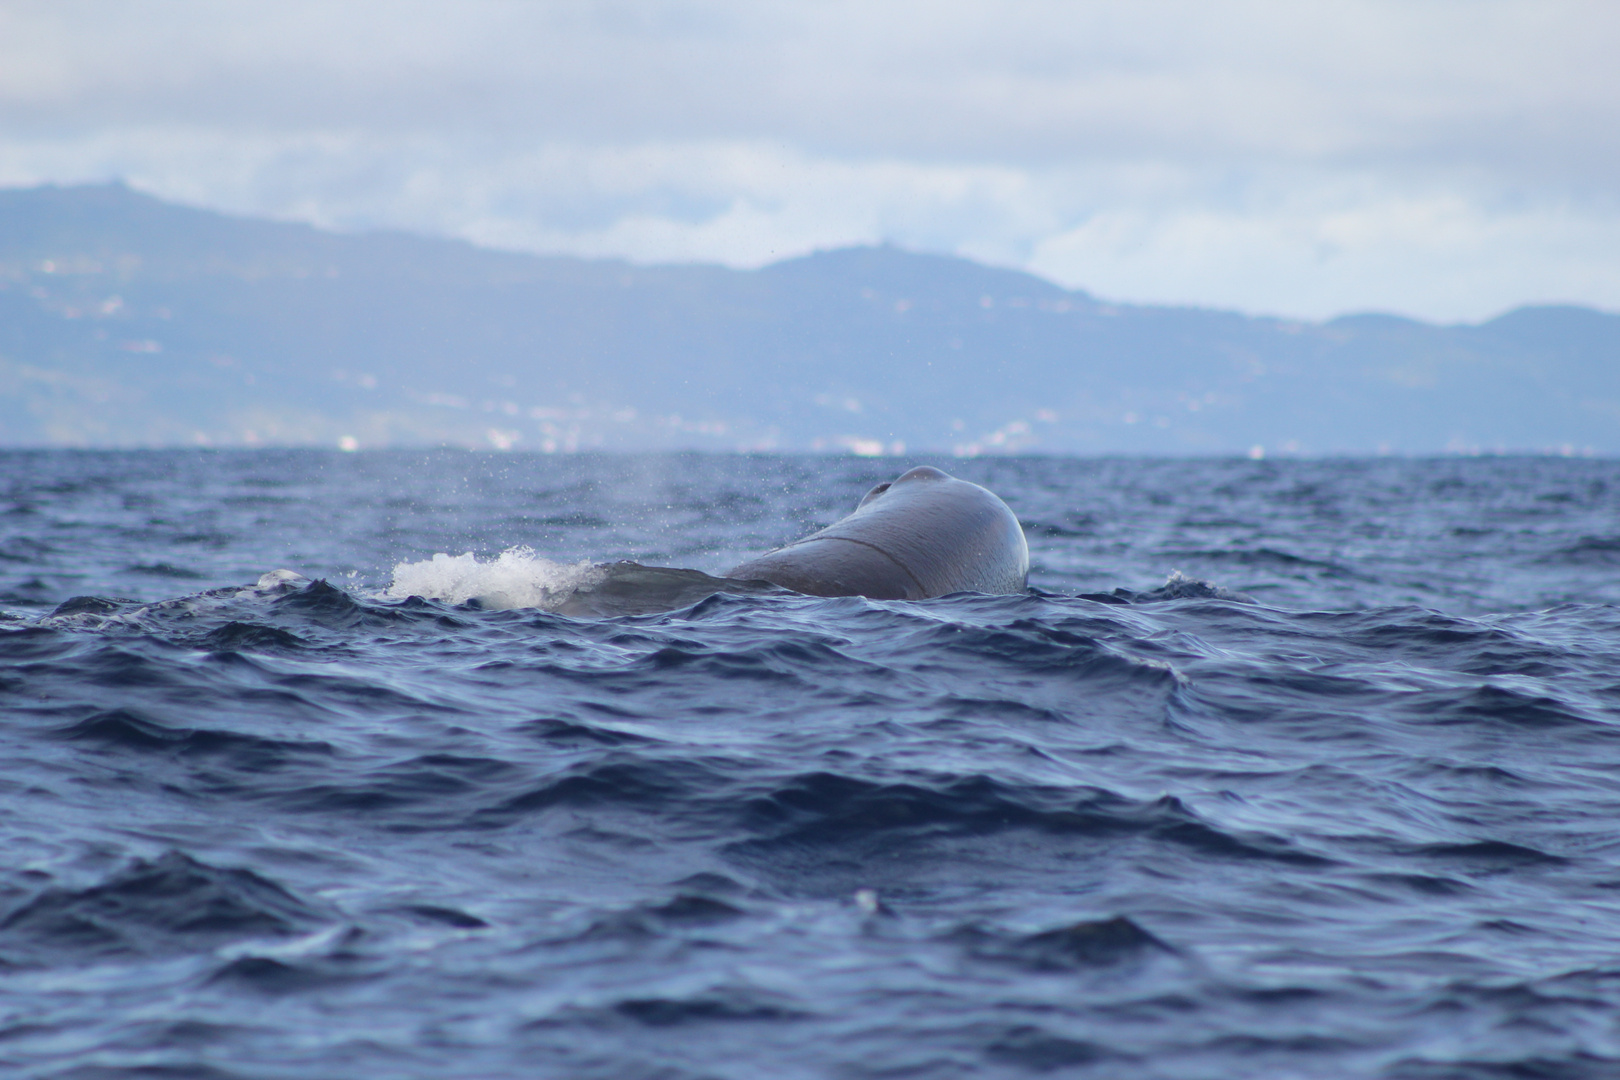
[857,481,891,510]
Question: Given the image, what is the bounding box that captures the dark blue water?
[4,450,1620,1079]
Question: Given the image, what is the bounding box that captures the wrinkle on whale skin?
[548,564,783,618]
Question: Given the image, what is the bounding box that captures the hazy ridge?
[3,182,1616,455]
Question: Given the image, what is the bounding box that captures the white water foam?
[385,548,604,611]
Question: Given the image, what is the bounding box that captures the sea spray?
[386,547,604,610]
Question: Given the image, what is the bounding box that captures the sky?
[2,0,1617,322]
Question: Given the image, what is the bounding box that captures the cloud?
[1027,174,1620,320]
[2,0,1618,320]
[7,1,1617,173]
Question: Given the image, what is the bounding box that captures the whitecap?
[384,547,604,611]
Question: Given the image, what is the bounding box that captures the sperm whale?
[725,466,1028,600]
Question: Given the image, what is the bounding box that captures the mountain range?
[2,182,1616,455]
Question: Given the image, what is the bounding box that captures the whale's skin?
[725,466,1029,600]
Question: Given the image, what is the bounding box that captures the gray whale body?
[725,466,1029,600]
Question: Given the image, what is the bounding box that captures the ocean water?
[3,449,1620,1079]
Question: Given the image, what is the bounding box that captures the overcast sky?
[3,0,1617,321]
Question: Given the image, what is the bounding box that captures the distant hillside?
[2,182,1616,454]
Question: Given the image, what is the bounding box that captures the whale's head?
[728,466,1027,599]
